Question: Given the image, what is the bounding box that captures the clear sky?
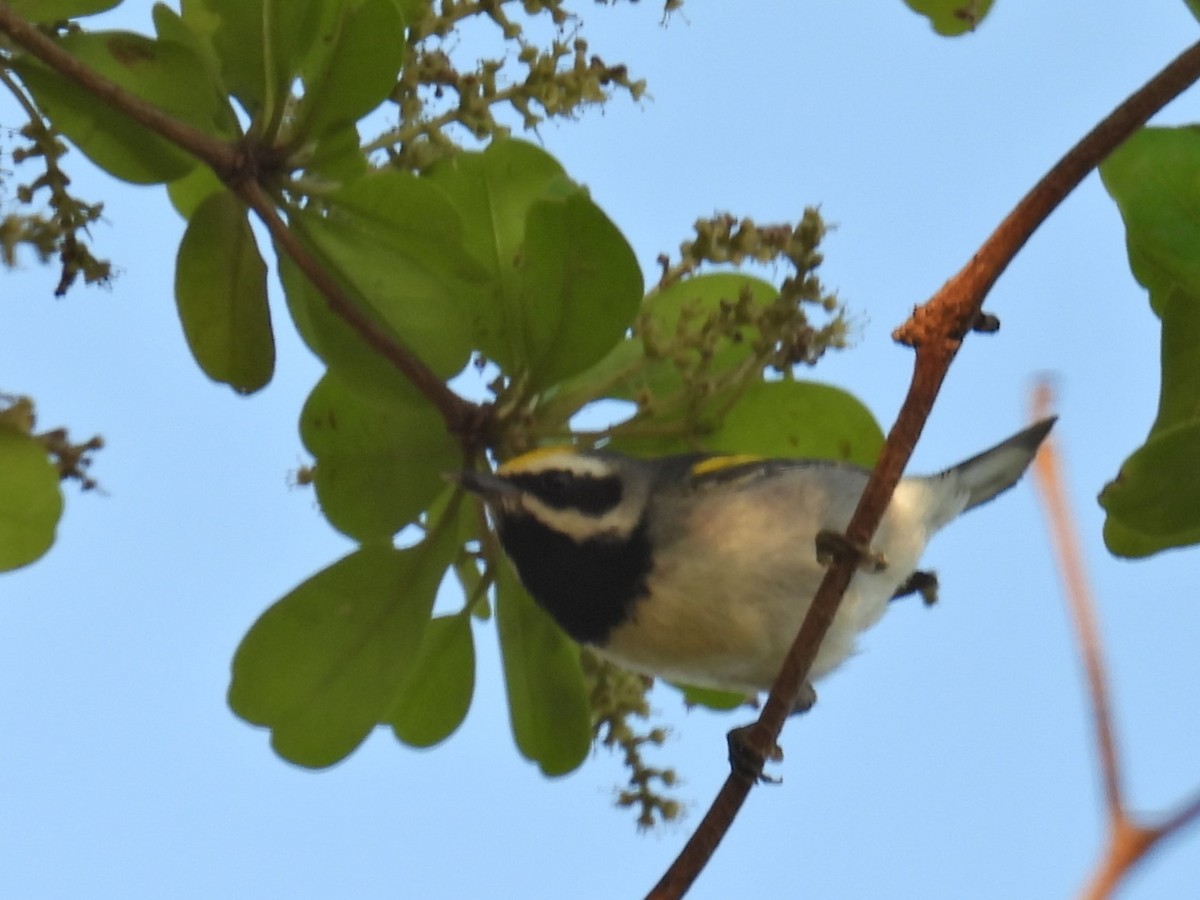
[4,2,1200,898]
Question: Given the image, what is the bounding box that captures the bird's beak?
[444,469,519,498]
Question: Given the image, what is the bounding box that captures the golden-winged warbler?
[455,418,1054,708]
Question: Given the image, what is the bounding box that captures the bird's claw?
[891,569,940,606]
[815,529,887,573]
[727,724,784,785]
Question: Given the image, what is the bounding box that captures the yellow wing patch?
[690,454,765,477]
[498,445,575,474]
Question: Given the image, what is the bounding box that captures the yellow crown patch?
[498,445,576,474]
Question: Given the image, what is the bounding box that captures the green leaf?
[1151,285,1200,434]
[675,683,752,712]
[1099,129,1200,556]
[516,190,642,387]
[425,139,570,374]
[610,379,882,464]
[495,563,592,776]
[152,3,243,137]
[1101,126,1200,317]
[1100,422,1200,555]
[394,0,429,23]
[1100,288,1200,556]
[902,0,995,35]
[263,0,326,123]
[175,190,274,393]
[550,273,782,426]
[13,31,228,184]
[1186,0,1200,25]
[388,614,476,748]
[0,429,64,572]
[565,274,865,457]
[291,170,485,379]
[1101,516,1167,559]
[703,380,884,466]
[9,0,120,22]
[280,250,416,405]
[229,530,455,768]
[291,0,406,143]
[181,0,267,116]
[304,124,369,184]
[300,372,456,541]
[166,162,225,219]
[625,273,783,396]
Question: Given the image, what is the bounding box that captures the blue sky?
[4,2,1200,897]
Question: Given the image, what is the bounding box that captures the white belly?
[599,474,950,697]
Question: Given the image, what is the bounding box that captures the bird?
[453,417,1055,710]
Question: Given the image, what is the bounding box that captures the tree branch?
[0,2,481,437]
[0,4,237,175]
[236,181,475,433]
[649,36,1200,900]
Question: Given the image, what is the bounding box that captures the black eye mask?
[507,470,623,517]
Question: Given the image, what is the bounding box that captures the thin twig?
[649,36,1200,900]
[1030,382,1122,820]
[1159,788,1200,838]
[1031,381,1200,896]
[1078,788,1200,900]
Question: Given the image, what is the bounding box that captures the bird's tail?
[940,417,1056,515]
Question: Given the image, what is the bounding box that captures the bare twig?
[1031,382,1200,899]
[649,37,1200,900]
[1159,789,1200,838]
[1080,794,1200,900]
[1030,382,1122,819]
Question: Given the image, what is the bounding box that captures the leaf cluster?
[0,0,871,787]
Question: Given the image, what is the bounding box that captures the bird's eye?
[537,469,574,505]
[508,468,622,516]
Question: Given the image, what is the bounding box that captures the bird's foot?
[726,683,815,784]
[815,529,887,573]
[727,724,784,785]
[890,569,940,606]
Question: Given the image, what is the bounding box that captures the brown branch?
[649,37,1200,900]
[0,2,480,436]
[236,181,474,433]
[0,4,237,175]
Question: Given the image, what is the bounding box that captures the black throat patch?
[497,512,651,645]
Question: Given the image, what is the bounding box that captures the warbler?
[455,418,1054,709]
